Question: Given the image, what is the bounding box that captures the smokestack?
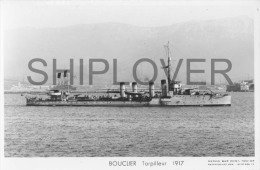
[120,82,126,98]
[132,82,137,93]
[149,81,155,97]
[161,79,167,97]
[132,82,137,97]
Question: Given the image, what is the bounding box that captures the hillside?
[4,16,254,86]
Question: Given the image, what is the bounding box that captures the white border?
[0,1,5,170]
[1,1,259,170]
[254,2,260,170]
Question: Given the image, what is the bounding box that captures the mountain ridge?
[4,16,254,86]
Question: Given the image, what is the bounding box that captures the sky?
[1,0,257,30]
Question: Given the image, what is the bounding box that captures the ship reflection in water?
[5,92,254,157]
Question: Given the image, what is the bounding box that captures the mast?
[165,41,171,92]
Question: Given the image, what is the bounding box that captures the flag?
[162,65,169,69]
[57,73,61,78]
[64,70,67,77]
[163,45,168,49]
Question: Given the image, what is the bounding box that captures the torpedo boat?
[25,43,231,107]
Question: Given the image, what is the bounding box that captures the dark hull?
[26,95,231,107]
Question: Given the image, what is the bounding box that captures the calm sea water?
[4,92,254,157]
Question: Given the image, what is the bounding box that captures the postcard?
[1,0,259,170]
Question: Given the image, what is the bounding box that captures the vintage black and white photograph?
[1,0,259,169]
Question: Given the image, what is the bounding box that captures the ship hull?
[26,95,231,107]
